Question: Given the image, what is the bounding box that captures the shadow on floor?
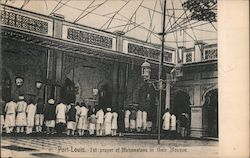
[31,153,68,158]
[2,145,38,151]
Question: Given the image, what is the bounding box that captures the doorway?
[61,78,76,104]
[98,83,112,109]
[204,89,218,138]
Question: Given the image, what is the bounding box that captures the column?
[165,73,171,110]
[190,73,203,137]
[111,62,119,107]
[45,13,64,103]
[0,38,2,102]
[194,41,205,62]
[117,63,126,108]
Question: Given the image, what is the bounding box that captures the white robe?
[26,104,37,127]
[170,114,176,130]
[5,101,17,127]
[162,112,171,130]
[16,101,27,126]
[136,110,143,128]
[142,111,147,130]
[104,112,112,135]
[77,106,88,130]
[56,103,67,123]
[111,112,118,130]
[124,110,131,129]
[96,109,104,124]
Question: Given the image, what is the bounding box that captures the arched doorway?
[2,70,12,102]
[172,91,191,118]
[203,89,218,138]
[171,91,191,135]
[98,83,112,109]
[61,78,76,104]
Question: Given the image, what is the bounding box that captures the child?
[67,103,77,136]
[111,110,118,136]
[16,96,27,133]
[26,99,36,135]
[88,113,96,135]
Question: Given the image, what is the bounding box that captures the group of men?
[0,96,188,137]
[0,96,120,136]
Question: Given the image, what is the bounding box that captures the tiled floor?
[1,136,218,158]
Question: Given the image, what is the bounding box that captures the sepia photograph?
[0,0,247,157]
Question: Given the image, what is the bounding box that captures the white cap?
[19,96,24,100]
[107,108,111,112]
[48,99,55,104]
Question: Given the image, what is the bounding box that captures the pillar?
[117,63,126,108]
[190,73,203,137]
[114,31,125,53]
[165,73,171,110]
[194,41,205,62]
[45,13,64,103]
[111,62,119,107]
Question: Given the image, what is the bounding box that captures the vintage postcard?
[0,0,248,157]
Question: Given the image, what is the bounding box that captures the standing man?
[44,99,56,134]
[95,106,104,136]
[124,108,131,132]
[162,108,171,137]
[26,99,36,135]
[104,108,112,136]
[55,100,67,135]
[142,108,147,132]
[170,112,176,137]
[16,96,27,134]
[129,107,137,132]
[4,98,17,134]
[136,108,143,132]
[0,99,5,134]
[111,109,118,136]
[67,103,77,136]
[35,98,44,133]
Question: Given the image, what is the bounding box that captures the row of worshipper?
[1,96,120,136]
[162,108,190,137]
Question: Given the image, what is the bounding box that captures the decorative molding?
[128,43,173,62]
[67,28,113,49]
[1,10,48,34]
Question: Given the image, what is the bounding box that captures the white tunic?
[136,110,143,128]
[5,101,17,127]
[77,106,88,130]
[104,112,112,135]
[56,103,67,123]
[162,112,171,130]
[111,112,118,129]
[124,110,131,128]
[170,114,176,130]
[26,104,37,127]
[142,111,147,129]
[96,109,104,124]
[16,101,27,126]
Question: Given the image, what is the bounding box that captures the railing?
[203,44,217,61]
